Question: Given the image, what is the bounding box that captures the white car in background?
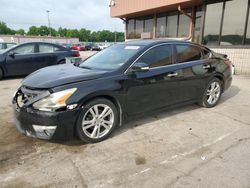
[98,43,110,50]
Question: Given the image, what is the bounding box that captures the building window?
[144,15,154,33]
[221,0,248,45]
[156,14,166,38]
[193,6,202,44]
[135,18,144,39]
[127,19,135,39]
[178,9,192,37]
[166,12,178,37]
[203,2,223,45]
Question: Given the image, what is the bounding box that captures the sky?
[0,0,124,32]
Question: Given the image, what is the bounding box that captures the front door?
[124,44,182,115]
[5,43,37,76]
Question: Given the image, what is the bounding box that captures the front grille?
[15,86,50,108]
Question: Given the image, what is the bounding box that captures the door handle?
[203,64,211,69]
[167,72,178,77]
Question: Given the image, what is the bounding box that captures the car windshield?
[79,44,142,70]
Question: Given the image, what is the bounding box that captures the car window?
[176,44,202,63]
[39,44,55,53]
[14,44,35,54]
[136,45,172,68]
[80,44,141,70]
[6,43,15,48]
[203,49,211,59]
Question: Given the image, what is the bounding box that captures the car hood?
[22,64,108,89]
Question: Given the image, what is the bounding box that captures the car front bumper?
[13,105,80,141]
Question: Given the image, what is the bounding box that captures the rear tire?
[76,98,118,143]
[0,68,3,80]
[199,78,222,108]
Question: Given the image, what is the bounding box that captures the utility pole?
[46,10,51,37]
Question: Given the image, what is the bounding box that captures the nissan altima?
[12,40,232,143]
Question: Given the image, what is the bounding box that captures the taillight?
[224,60,233,74]
[73,51,80,57]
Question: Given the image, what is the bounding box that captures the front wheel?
[76,98,118,143]
[199,78,222,108]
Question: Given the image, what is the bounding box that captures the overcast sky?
[0,0,124,32]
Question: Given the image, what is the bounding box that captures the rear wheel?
[76,98,118,143]
[199,78,222,108]
[0,68,3,80]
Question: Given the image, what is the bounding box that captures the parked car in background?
[98,43,110,50]
[60,43,72,50]
[0,42,80,80]
[0,42,16,50]
[71,44,85,51]
[85,43,101,51]
[12,40,232,143]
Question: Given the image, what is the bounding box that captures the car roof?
[123,39,201,47]
[0,42,16,44]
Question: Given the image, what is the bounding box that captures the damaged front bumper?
[13,105,80,140]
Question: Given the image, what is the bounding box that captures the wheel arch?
[57,58,66,64]
[213,73,225,92]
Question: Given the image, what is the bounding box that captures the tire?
[0,68,3,80]
[199,78,223,108]
[76,98,118,143]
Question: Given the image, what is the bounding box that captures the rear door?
[32,43,59,69]
[173,44,213,102]
[5,43,36,76]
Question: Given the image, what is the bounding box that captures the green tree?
[0,22,15,35]
[66,29,79,38]
[15,29,25,35]
[58,27,67,37]
[79,28,91,41]
[27,26,39,36]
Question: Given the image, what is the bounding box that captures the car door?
[31,43,59,69]
[124,44,183,115]
[5,43,36,76]
[173,44,213,102]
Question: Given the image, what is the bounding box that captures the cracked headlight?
[33,88,77,112]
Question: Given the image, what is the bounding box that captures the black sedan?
[12,40,232,143]
[0,42,80,80]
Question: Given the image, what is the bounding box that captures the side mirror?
[130,62,149,73]
[8,51,16,58]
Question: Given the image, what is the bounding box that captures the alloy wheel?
[206,81,221,105]
[82,104,114,139]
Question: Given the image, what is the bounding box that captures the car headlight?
[33,88,77,112]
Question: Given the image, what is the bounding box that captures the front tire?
[76,98,118,143]
[199,78,222,108]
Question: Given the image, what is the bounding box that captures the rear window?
[39,44,62,53]
[176,44,202,63]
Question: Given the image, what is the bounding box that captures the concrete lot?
[0,72,250,187]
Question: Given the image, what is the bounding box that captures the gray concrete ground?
[0,62,250,187]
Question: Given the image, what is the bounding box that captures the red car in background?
[71,44,85,51]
